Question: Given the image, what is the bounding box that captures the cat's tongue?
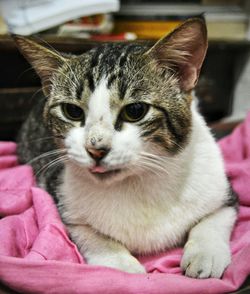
[89,166,107,173]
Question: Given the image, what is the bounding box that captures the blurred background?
[0,0,249,140]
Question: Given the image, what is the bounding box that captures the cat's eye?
[121,103,149,122]
[61,103,85,121]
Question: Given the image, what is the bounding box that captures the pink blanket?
[1,115,250,294]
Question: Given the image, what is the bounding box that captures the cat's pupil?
[122,103,149,122]
[62,103,84,121]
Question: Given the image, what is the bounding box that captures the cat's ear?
[145,18,208,92]
[13,35,67,96]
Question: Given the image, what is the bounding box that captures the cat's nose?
[86,147,110,161]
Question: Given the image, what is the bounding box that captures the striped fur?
[24,41,193,154]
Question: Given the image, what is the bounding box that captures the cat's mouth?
[88,165,122,180]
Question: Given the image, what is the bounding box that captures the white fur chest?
[59,158,226,255]
[59,111,229,255]
[60,170,185,253]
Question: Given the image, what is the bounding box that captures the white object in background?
[0,0,120,35]
[227,52,250,122]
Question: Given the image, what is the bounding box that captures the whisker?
[141,161,168,175]
[35,154,68,177]
[30,86,44,101]
[139,151,181,172]
[134,158,169,177]
[17,65,37,81]
[28,148,67,165]
[34,38,80,86]
[18,136,56,145]
[33,37,81,86]
[42,66,79,89]
[167,138,185,152]
[140,152,169,164]
[126,166,144,183]
[127,58,176,89]
[137,164,166,178]
[139,158,166,172]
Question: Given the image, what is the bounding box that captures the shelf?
[1,34,250,52]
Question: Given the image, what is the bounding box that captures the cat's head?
[14,18,207,184]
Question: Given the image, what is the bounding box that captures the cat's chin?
[89,168,121,180]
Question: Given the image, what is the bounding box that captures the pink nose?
[86,147,110,160]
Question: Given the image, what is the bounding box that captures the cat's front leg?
[68,224,146,274]
[181,206,237,279]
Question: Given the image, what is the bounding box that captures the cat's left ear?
[145,18,208,92]
[12,35,67,96]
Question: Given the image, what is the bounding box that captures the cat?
[14,18,237,278]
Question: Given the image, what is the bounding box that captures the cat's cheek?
[115,125,142,151]
[106,125,142,168]
[103,150,138,168]
[64,127,93,166]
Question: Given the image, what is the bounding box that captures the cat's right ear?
[12,35,67,96]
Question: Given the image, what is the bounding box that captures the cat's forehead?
[87,43,146,70]
[53,43,150,104]
[87,78,112,124]
[84,43,147,92]
[52,42,178,109]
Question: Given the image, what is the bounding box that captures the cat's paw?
[181,239,231,279]
[87,253,146,274]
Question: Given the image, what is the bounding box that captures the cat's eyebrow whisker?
[40,66,79,89]
[31,86,44,100]
[18,65,37,81]
[56,63,80,89]
[28,149,67,165]
[34,36,65,58]
[127,61,154,89]
[63,61,81,87]
[34,37,81,86]
[34,81,52,99]
[57,71,78,90]
[128,58,174,89]
[127,57,181,95]
[36,38,79,86]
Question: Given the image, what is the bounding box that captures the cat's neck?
[62,138,192,206]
